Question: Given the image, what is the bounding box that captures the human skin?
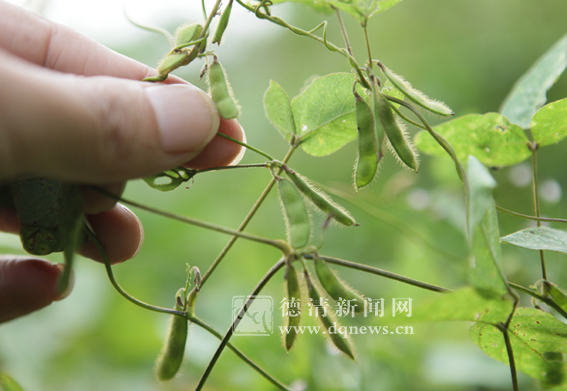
[0,0,244,322]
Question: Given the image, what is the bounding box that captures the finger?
[0,1,181,82]
[79,182,126,214]
[0,256,71,323]
[80,204,144,264]
[185,118,245,169]
[0,50,221,183]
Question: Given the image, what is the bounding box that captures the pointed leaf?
[270,0,334,13]
[531,97,567,147]
[501,33,567,129]
[501,227,567,254]
[264,80,296,140]
[467,156,509,295]
[0,373,25,391]
[328,0,402,24]
[292,73,358,156]
[411,287,512,324]
[470,308,567,386]
[415,113,531,167]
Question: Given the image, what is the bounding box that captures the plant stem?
[496,205,567,224]
[216,132,274,160]
[319,185,462,262]
[201,0,207,20]
[195,258,286,391]
[531,148,548,280]
[509,282,567,318]
[190,316,291,391]
[335,7,353,56]
[363,23,373,70]
[199,0,223,46]
[498,322,519,391]
[196,163,269,174]
[90,187,290,253]
[303,254,451,293]
[200,145,296,287]
[86,227,184,317]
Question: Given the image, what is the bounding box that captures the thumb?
[0,50,220,184]
[0,256,72,323]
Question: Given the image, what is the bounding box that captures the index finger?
[0,1,182,82]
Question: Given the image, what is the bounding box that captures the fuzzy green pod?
[212,0,232,45]
[377,61,454,117]
[277,177,311,249]
[155,290,188,381]
[314,256,366,313]
[306,273,355,360]
[174,23,203,47]
[375,91,419,172]
[284,263,302,351]
[208,58,240,119]
[354,92,379,191]
[283,168,357,227]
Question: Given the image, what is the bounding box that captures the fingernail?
[145,85,220,154]
[54,263,74,301]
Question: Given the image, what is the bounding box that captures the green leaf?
[531,97,567,147]
[270,0,334,14]
[143,167,197,192]
[264,80,296,140]
[545,282,567,314]
[470,308,567,386]
[501,227,567,254]
[411,287,512,324]
[292,73,358,156]
[328,0,402,24]
[501,32,567,129]
[467,156,509,295]
[414,113,531,167]
[0,372,25,391]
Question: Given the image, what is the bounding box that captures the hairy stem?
[190,316,291,390]
[496,205,567,224]
[195,258,286,391]
[335,7,353,56]
[90,187,290,253]
[303,254,451,293]
[363,23,373,70]
[200,145,296,287]
[509,282,567,318]
[196,163,269,175]
[499,322,519,391]
[216,132,275,160]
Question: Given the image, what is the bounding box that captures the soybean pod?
[155,289,189,381]
[314,255,366,313]
[277,177,311,249]
[174,23,203,47]
[354,91,379,191]
[207,58,240,119]
[305,272,355,360]
[375,90,419,172]
[283,167,358,227]
[212,0,232,45]
[284,263,302,351]
[377,61,454,117]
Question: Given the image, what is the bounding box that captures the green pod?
[174,23,203,47]
[284,169,357,227]
[375,91,419,172]
[284,263,302,351]
[212,0,232,45]
[377,61,453,117]
[155,290,189,381]
[306,273,355,360]
[277,177,310,249]
[208,59,240,119]
[354,92,379,191]
[314,256,366,313]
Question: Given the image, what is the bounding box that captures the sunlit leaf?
[531,97,567,147]
[270,0,334,14]
[411,287,512,324]
[414,113,531,167]
[467,157,508,295]
[0,372,25,391]
[292,73,358,156]
[264,80,296,141]
[470,308,567,386]
[328,0,402,24]
[501,32,567,129]
[501,227,567,254]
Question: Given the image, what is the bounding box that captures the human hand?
[0,1,244,322]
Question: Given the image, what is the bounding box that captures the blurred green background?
[2,0,567,390]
